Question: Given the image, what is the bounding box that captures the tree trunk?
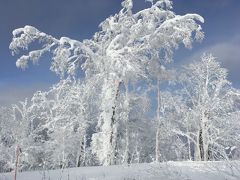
[77,154,81,167]
[187,129,192,160]
[124,128,131,164]
[60,137,66,169]
[14,145,21,180]
[95,77,122,166]
[199,113,210,161]
[77,135,87,167]
[155,79,162,162]
[82,135,87,166]
[109,81,122,165]
[187,137,192,160]
[123,81,131,164]
[77,139,83,167]
[199,128,204,161]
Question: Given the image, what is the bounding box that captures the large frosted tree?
[2,1,239,172]
[175,54,240,161]
[9,0,204,166]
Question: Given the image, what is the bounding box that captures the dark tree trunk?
[109,81,122,165]
[199,128,204,161]
[77,136,86,167]
[14,145,21,180]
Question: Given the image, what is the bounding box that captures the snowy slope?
[1,161,240,180]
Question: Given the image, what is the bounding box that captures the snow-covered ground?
[1,161,240,180]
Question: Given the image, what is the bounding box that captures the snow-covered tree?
[90,0,204,165]
[175,53,240,161]
[45,79,88,168]
[0,107,16,172]
[9,0,204,166]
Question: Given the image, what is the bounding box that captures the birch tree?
[0,107,16,172]
[9,0,204,166]
[176,53,240,161]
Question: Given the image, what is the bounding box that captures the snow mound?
[1,161,240,180]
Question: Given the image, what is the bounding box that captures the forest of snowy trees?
[0,0,240,173]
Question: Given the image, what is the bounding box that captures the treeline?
[1,54,240,172]
[0,0,240,173]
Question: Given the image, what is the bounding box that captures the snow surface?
[1,161,240,180]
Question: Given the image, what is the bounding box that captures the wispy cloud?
[0,83,51,106]
[180,35,240,86]
[199,0,234,8]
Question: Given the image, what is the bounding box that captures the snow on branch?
[9,26,95,78]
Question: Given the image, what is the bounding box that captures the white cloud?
[0,83,51,106]
[181,35,240,85]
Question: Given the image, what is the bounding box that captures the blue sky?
[0,0,240,105]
